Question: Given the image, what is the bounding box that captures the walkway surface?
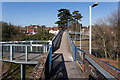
[54,31,73,61]
[50,31,82,79]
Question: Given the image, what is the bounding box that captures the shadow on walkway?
[49,53,68,80]
[52,31,63,52]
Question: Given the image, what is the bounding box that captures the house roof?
[28,29,34,32]
[49,27,59,31]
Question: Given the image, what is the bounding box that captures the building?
[81,26,89,34]
[25,25,40,35]
[49,27,60,35]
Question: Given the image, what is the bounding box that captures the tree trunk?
[117,54,119,62]
[108,52,112,60]
[103,40,107,58]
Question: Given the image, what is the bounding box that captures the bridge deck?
[50,31,82,79]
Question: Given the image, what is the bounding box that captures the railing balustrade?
[0,41,51,63]
[67,30,119,79]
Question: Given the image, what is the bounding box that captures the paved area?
[50,31,82,79]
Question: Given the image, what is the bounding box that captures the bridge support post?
[25,46,28,62]
[10,45,13,61]
[21,64,25,80]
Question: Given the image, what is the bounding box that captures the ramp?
[50,31,82,79]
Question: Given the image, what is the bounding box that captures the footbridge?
[0,30,120,80]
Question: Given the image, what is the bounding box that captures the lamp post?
[89,2,98,54]
[80,23,82,56]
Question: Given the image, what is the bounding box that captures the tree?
[2,22,54,41]
[41,25,46,29]
[72,10,82,24]
[68,10,83,32]
[72,10,82,31]
[92,23,113,59]
[55,8,71,30]
[71,11,82,41]
[22,27,54,40]
[107,10,120,61]
[92,10,120,61]
[2,22,23,41]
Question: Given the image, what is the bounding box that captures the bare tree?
[107,10,120,62]
[92,10,120,61]
[92,23,113,59]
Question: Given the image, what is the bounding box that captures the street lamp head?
[92,2,99,7]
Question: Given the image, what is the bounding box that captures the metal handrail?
[1,44,50,47]
[0,40,50,44]
[69,31,89,35]
[85,55,115,79]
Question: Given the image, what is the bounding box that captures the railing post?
[49,41,52,49]
[21,45,23,53]
[45,45,47,52]
[82,53,85,72]
[36,42,37,52]
[75,46,77,61]
[10,45,13,61]
[25,46,28,62]
[49,46,52,72]
[6,42,8,52]
[30,41,32,52]
[0,44,2,61]
[43,45,45,53]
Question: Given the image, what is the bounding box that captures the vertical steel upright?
[25,46,28,62]
[30,41,32,52]
[10,45,13,61]
[49,41,52,72]
[75,46,77,61]
[49,46,52,72]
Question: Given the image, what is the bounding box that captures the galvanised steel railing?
[0,30,63,79]
[67,30,84,62]
[48,30,63,72]
[69,31,89,35]
[0,40,52,64]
